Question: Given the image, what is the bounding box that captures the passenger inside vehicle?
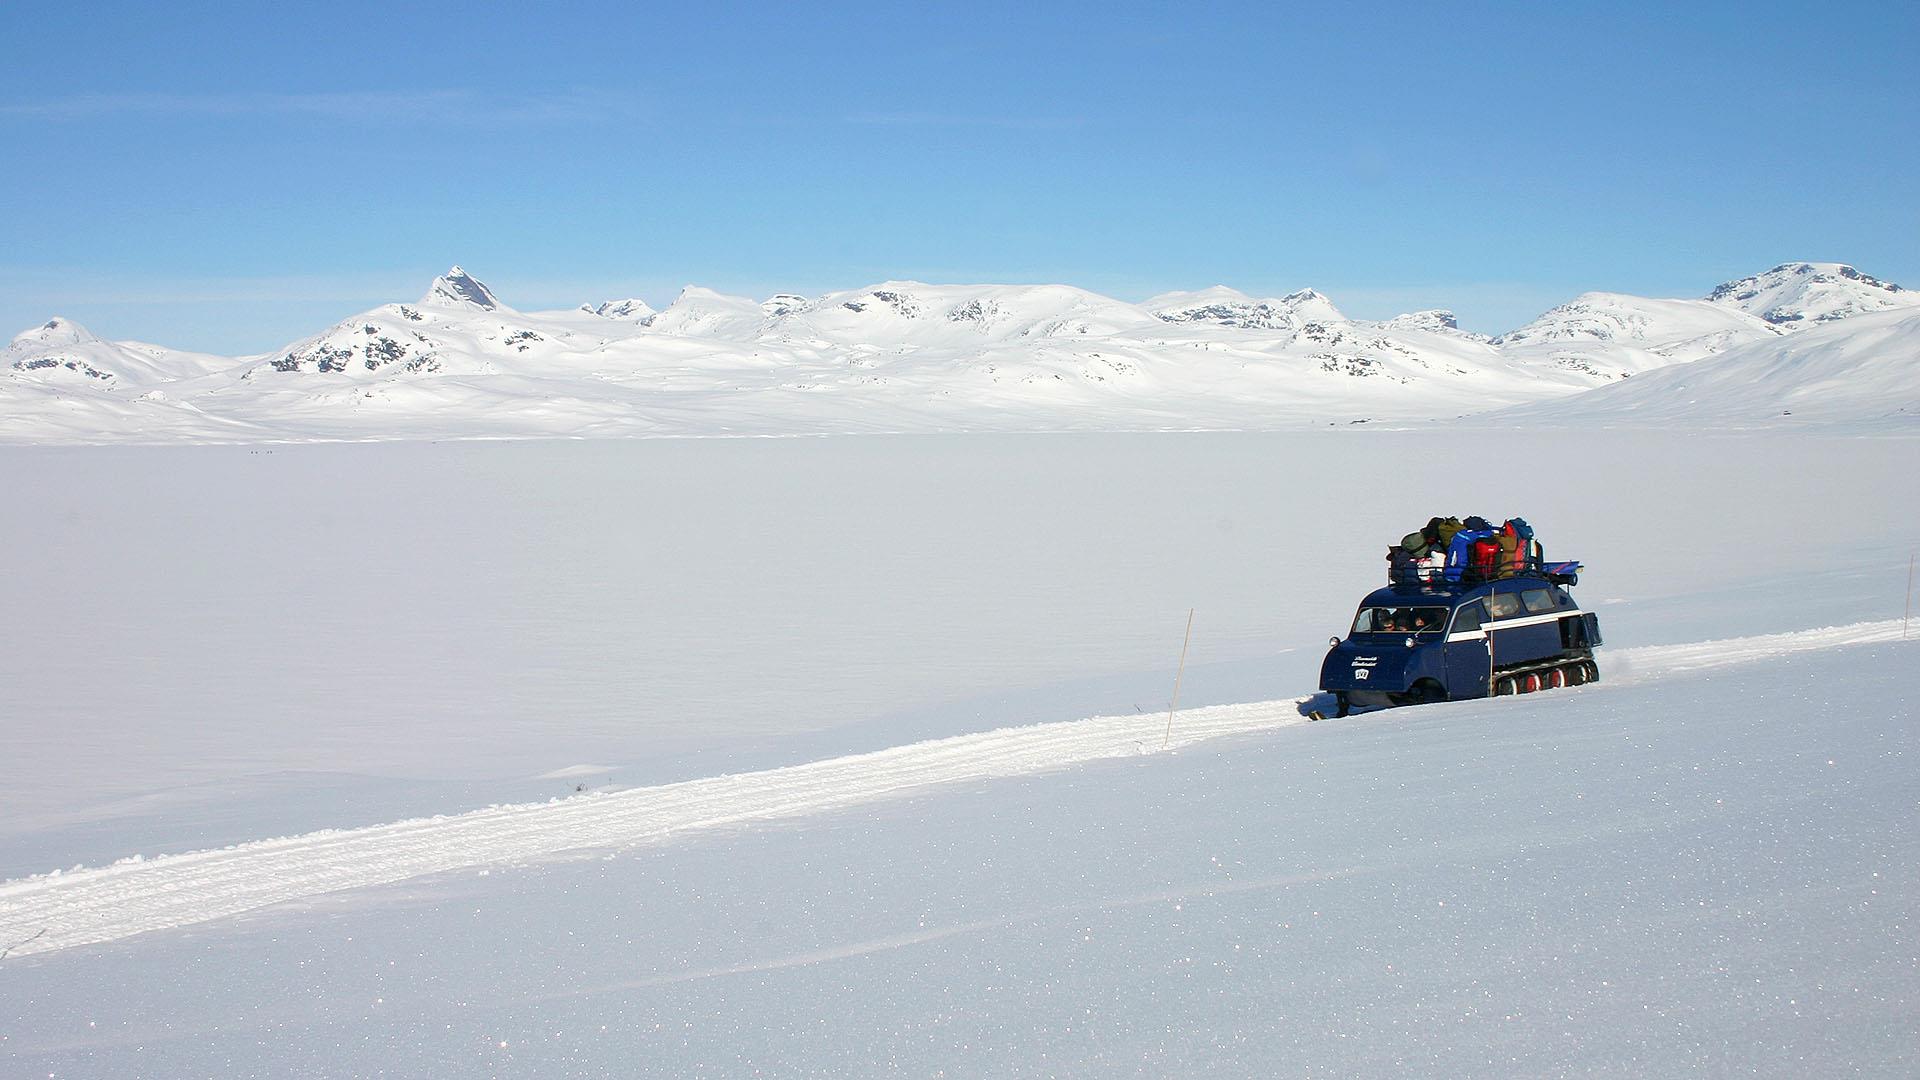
[1354,606,1448,635]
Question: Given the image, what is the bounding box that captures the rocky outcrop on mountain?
[252,270,587,379]
[785,282,1163,344]
[1144,286,1346,331]
[1380,310,1490,342]
[761,294,813,318]
[582,298,656,321]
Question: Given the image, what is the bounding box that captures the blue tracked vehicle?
[1316,561,1602,718]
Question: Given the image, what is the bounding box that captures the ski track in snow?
[1605,619,1911,681]
[1,619,1909,960]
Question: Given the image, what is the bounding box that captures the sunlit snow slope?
[1491,307,1920,428]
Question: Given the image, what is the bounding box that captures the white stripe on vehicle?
[1448,610,1581,642]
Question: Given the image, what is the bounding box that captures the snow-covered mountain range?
[4,262,1914,442]
[1491,306,1920,427]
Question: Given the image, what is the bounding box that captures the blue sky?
[3,0,1915,351]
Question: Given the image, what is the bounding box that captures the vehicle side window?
[1521,588,1556,613]
[1488,593,1522,620]
[1451,602,1484,633]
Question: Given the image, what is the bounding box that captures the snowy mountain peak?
[834,283,931,319]
[1381,310,1489,342]
[1493,291,1781,369]
[762,294,812,317]
[1145,285,1346,330]
[1703,262,1915,329]
[1386,309,1460,332]
[1146,285,1248,304]
[645,286,770,337]
[582,298,656,321]
[11,316,99,348]
[670,285,740,305]
[421,266,504,311]
[1281,288,1346,324]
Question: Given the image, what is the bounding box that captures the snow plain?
[2,429,1917,1076]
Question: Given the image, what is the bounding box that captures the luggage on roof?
[1430,516,1465,547]
[1391,515,1557,587]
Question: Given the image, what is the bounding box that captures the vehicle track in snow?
[1,619,1909,959]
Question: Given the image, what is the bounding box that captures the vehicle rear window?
[1521,588,1557,613]
[1450,602,1485,633]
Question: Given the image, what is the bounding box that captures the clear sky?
[3,0,1915,352]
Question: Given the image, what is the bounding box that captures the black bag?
[1387,546,1419,585]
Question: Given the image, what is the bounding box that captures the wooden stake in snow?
[1163,609,1195,750]
[1896,549,1912,634]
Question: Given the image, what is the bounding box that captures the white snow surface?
[2,429,1918,1076]
[7,262,1913,443]
[0,619,1905,962]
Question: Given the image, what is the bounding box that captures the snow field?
[0,699,1304,958]
[0,429,1916,1076]
[4,630,1914,1077]
[1605,619,1916,682]
[2,618,1907,961]
[3,430,1914,877]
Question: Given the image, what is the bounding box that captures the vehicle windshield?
[1352,606,1448,635]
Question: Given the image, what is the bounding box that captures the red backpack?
[1469,536,1500,582]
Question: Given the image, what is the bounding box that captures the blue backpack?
[1444,528,1497,583]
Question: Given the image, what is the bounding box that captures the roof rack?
[1390,559,1582,591]
[1544,561,1582,587]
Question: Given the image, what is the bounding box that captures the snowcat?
[1316,556,1602,718]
